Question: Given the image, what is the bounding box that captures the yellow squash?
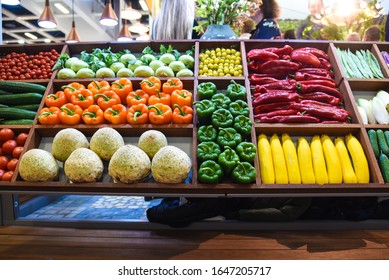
[334,137,358,183]
[297,137,316,184]
[282,133,301,184]
[345,134,370,183]
[310,135,328,185]
[257,134,275,184]
[321,134,342,184]
[270,134,288,184]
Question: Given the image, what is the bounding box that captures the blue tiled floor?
[22,195,162,221]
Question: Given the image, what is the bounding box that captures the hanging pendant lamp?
[117,19,132,42]
[66,0,80,43]
[1,0,20,5]
[38,0,57,29]
[100,0,119,27]
[121,2,142,21]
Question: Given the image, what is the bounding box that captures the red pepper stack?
[247,45,350,124]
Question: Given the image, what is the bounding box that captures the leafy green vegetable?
[52,53,70,71]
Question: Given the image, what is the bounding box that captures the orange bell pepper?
[88,80,110,95]
[38,107,61,125]
[104,104,127,124]
[61,82,85,101]
[94,90,121,111]
[111,78,133,105]
[58,103,83,125]
[171,89,193,108]
[140,76,161,95]
[126,89,149,107]
[45,90,67,108]
[172,104,193,124]
[148,103,172,124]
[148,91,171,107]
[82,105,105,125]
[70,89,94,110]
[127,104,149,125]
[162,78,184,95]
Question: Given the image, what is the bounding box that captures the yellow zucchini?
[345,134,370,183]
[282,133,301,184]
[310,135,328,185]
[270,134,288,184]
[334,137,358,183]
[257,134,275,184]
[297,137,316,184]
[321,134,342,184]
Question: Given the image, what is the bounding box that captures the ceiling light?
[138,0,149,12]
[121,3,142,20]
[1,0,20,5]
[54,3,70,14]
[24,32,38,40]
[128,22,149,34]
[44,38,51,43]
[17,39,25,44]
[66,0,81,43]
[38,0,57,29]
[100,0,118,27]
[117,20,132,42]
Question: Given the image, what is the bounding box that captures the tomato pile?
[0,128,28,181]
[0,49,60,80]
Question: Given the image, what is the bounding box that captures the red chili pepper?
[249,76,281,85]
[281,55,291,60]
[297,68,334,77]
[293,47,329,60]
[319,58,332,70]
[259,60,301,75]
[247,49,279,61]
[299,92,341,105]
[253,101,297,114]
[252,91,300,107]
[291,103,349,122]
[254,109,298,121]
[263,45,293,56]
[290,50,321,68]
[253,89,295,99]
[253,80,296,91]
[297,79,337,88]
[297,83,342,99]
[249,73,287,80]
[299,100,346,111]
[294,72,335,82]
[248,60,263,72]
[258,113,320,123]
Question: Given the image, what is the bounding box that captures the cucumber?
[0,119,34,125]
[384,131,389,147]
[368,129,380,158]
[0,90,12,95]
[0,108,36,120]
[0,81,46,94]
[377,129,389,155]
[10,104,40,111]
[379,153,389,183]
[0,93,43,105]
[0,104,8,108]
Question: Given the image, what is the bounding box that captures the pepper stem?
[112,82,125,89]
[108,109,119,116]
[133,111,141,122]
[220,128,233,140]
[60,107,75,116]
[94,94,111,101]
[82,111,97,118]
[200,167,215,176]
[47,94,59,100]
[148,105,164,115]
[174,104,186,116]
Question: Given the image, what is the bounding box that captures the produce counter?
[0,40,389,199]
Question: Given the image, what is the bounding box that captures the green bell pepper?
[225,80,247,101]
[232,162,257,184]
[211,93,231,110]
[197,82,217,100]
[194,100,216,125]
[197,141,221,162]
[229,100,250,117]
[198,160,224,184]
[233,115,252,136]
[197,125,218,143]
[217,127,242,149]
[217,146,240,175]
[212,108,234,128]
[236,142,257,163]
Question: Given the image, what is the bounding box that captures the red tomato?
[7,159,18,171]
[0,169,5,180]
[2,171,14,181]
[0,148,3,156]
[16,133,28,146]
[12,146,23,159]
[0,156,9,170]
[2,140,17,155]
[0,128,14,142]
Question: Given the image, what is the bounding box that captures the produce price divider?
[0,40,389,197]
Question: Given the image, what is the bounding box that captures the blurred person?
[283,29,296,39]
[345,32,361,41]
[151,0,200,40]
[363,25,382,41]
[251,0,281,39]
[239,19,256,39]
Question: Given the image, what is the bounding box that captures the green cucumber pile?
[367,129,389,183]
[336,48,384,79]
[0,81,45,125]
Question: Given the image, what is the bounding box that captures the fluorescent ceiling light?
[44,38,51,43]
[18,39,25,44]
[1,0,20,5]
[138,0,149,12]
[24,32,38,40]
[54,3,70,14]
